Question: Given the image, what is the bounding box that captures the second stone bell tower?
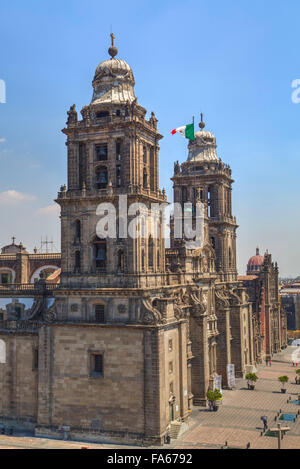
[57,34,167,289]
[172,116,238,283]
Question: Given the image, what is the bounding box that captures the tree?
[278,376,289,393]
[206,389,222,410]
[246,373,258,389]
[206,389,222,403]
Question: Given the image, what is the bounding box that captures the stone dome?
[94,58,134,84]
[247,248,264,273]
[1,241,28,254]
[187,128,218,162]
[91,57,136,105]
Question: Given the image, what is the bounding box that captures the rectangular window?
[169,361,173,374]
[168,339,173,352]
[90,353,104,377]
[95,305,105,323]
[96,111,109,119]
[95,144,108,161]
[170,382,174,394]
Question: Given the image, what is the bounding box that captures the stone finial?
[149,111,158,129]
[174,161,180,174]
[199,113,205,130]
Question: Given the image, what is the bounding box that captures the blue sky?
[0,0,300,276]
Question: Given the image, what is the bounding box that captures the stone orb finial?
[108,45,118,58]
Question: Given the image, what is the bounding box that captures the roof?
[46,268,61,284]
[238,275,258,281]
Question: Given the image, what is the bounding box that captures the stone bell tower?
[57,34,167,289]
[172,116,238,283]
[50,37,190,444]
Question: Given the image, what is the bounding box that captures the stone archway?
[30,265,60,283]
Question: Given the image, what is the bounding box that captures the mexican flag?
[172,123,195,140]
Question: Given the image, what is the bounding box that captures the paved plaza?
[174,346,300,449]
[0,347,299,450]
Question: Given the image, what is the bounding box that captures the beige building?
[0,37,286,445]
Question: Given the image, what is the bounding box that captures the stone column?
[216,307,231,386]
[67,141,79,190]
[37,326,54,427]
[143,328,165,445]
[178,321,189,421]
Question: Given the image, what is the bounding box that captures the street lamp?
[269,423,290,449]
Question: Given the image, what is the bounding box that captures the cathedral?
[0,37,287,445]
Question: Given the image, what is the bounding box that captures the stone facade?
[0,38,287,445]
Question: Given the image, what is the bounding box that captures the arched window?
[157,249,160,270]
[75,220,81,242]
[0,340,6,364]
[75,250,81,272]
[95,166,108,189]
[116,141,122,161]
[143,169,148,189]
[150,147,155,191]
[211,236,216,250]
[143,146,147,164]
[208,186,212,217]
[141,249,145,271]
[94,237,107,271]
[117,249,125,272]
[148,236,154,268]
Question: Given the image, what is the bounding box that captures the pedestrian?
[247,379,250,390]
[265,359,268,366]
[261,416,268,432]
[269,360,272,367]
[292,361,295,367]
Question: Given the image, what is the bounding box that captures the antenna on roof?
[39,236,57,253]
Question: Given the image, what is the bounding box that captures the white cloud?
[0,190,36,205]
[35,204,60,217]
[0,138,6,143]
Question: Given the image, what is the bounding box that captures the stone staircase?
[169,420,189,440]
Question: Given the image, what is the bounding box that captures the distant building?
[280,281,300,331]
[0,239,61,284]
[238,248,287,362]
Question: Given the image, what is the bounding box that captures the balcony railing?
[0,283,58,295]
